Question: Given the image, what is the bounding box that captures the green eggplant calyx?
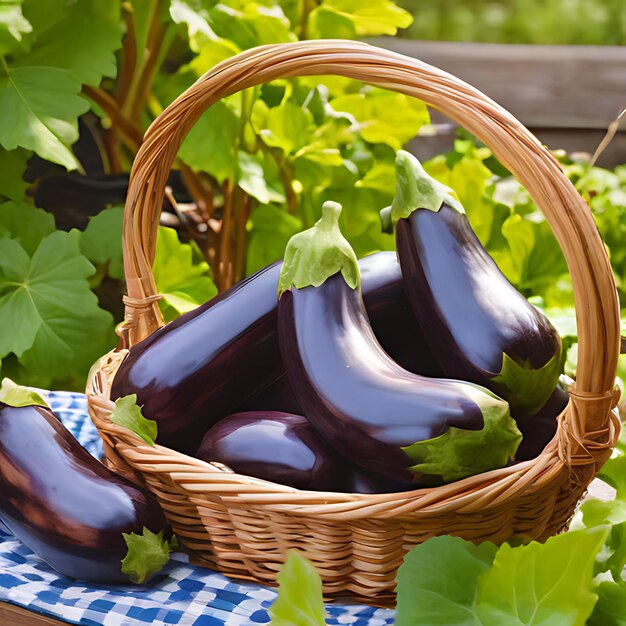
[121,528,174,584]
[401,391,521,483]
[491,347,565,415]
[278,200,360,297]
[0,378,50,409]
[388,150,464,227]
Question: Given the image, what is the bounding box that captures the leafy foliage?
[121,528,173,584]
[109,394,158,446]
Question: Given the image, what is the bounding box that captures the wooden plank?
[0,603,66,625]
[374,38,626,130]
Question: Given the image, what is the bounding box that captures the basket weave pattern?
[87,40,621,602]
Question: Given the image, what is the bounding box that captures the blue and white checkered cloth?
[0,391,396,625]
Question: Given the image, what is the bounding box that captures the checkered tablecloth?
[0,391,396,625]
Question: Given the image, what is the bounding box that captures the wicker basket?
[87,40,621,604]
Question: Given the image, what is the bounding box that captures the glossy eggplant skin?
[513,387,568,462]
[278,274,491,482]
[111,263,284,453]
[197,411,348,491]
[396,206,562,412]
[0,403,168,583]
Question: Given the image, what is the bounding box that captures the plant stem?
[234,193,251,282]
[116,2,138,108]
[218,180,234,291]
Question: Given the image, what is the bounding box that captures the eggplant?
[111,263,284,453]
[277,201,521,483]
[0,383,171,584]
[197,411,349,491]
[384,151,563,415]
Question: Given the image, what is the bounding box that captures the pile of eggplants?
[112,151,566,492]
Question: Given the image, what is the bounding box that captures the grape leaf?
[0,0,31,55]
[80,207,124,280]
[110,394,157,446]
[121,528,172,584]
[0,201,54,255]
[0,65,88,169]
[269,551,325,626]
[309,0,413,38]
[19,0,123,86]
[0,148,29,201]
[152,226,217,322]
[0,231,115,382]
[475,527,608,625]
[395,536,497,626]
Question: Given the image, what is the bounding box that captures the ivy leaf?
[0,65,88,169]
[269,551,325,626]
[309,0,413,38]
[110,394,157,446]
[19,0,123,86]
[0,148,29,201]
[246,204,302,276]
[0,0,31,55]
[80,207,124,280]
[0,231,115,382]
[395,536,497,626]
[330,89,429,150]
[0,377,48,408]
[475,527,608,625]
[121,528,172,584]
[153,227,217,322]
[588,581,626,626]
[0,201,54,255]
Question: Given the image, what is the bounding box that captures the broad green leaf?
[0,148,29,201]
[80,207,124,280]
[0,0,31,55]
[309,0,412,37]
[0,231,115,382]
[269,551,325,626]
[588,580,626,626]
[121,528,172,584]
[257,101,314,154]
[330,89,429,150]
[395,536,497,626]
[246,204,302,276]
[0,377,48,408]
[582,498,626,528]
[178,101,239,183]
[237,151,286,205]
[110,394,157,446]
[0,65,88,169]
[0,201,54,255]
[597,453,626,497]
[19,0,123,86]
[355,162,396,193]
[475,527,609,625]
[153,226,217,322]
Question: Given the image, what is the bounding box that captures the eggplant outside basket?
[87,40,621,605]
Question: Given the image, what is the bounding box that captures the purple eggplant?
[0,386,171,584]
[384,151,563,415]
[277,201,521,483]
[197,411,348,491]
[111,263,284,453]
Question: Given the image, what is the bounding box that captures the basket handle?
[120,39,619,434]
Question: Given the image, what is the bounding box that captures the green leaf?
[330,90,429,150]
[257,101,313,154]
[237,151,285,205]
[588,581,626,626]
[0,377,48,408]
[269,551,325,626]
[278,201,359,295]
[19,0,123,86]
[309,0,413,37]
[598,453,626,497]
[246,204,302,276]
[0,201,55,255]
[475,527,609,625]
[110,394,157,446]
[121,528,172,584]
[153,227,217,322]
[0,0,31,55]
[80,207,124,280]
[402,391,521,482]
[0,231,115,383]
[395,536,497,626]
[0,148,29,201]
[0,65,88,170]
